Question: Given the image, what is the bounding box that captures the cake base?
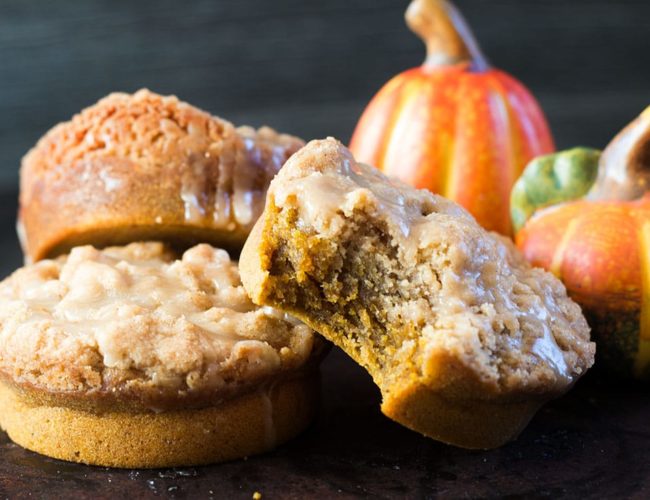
[381,379,545,449]
[0,374,318,468]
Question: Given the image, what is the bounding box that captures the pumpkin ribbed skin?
[350,63,554,235]
[516,196,650,379]
[517,199,646,310]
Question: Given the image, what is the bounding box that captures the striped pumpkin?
[350,0,554,235]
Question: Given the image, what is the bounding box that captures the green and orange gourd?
[350,0,554,235]
[512,107,650,380]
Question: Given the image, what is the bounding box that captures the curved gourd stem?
[588,106,650,201]
[405,0,489,71]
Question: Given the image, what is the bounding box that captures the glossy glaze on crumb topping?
[0,242,315,407]
[249,138,595,394]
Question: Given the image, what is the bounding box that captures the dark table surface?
[0,193,649,499]
[0,348,649,499]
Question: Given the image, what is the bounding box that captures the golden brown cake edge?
[0,373,319,468]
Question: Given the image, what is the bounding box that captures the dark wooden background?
[1,0,649,185]
[1,0,649,273]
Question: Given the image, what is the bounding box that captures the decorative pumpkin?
[512,107,650,380]
[349,0,554,235]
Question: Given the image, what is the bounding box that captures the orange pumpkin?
[515,108,650,379]
[349,0,554,235]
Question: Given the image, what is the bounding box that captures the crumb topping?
[258,138,595,395]
[0,242,314,404]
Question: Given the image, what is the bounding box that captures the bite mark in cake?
[240,137,595,449]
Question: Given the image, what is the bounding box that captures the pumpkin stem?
[588,106,650,201]
[405,0,489,71]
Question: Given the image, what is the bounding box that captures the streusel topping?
[254,138,595,393]
[0,242,314,404]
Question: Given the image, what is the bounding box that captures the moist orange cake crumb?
[240,137,595,449]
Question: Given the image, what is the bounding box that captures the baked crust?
[240,138,595,449]
[0,373,319,468]
[19,89,304,262]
